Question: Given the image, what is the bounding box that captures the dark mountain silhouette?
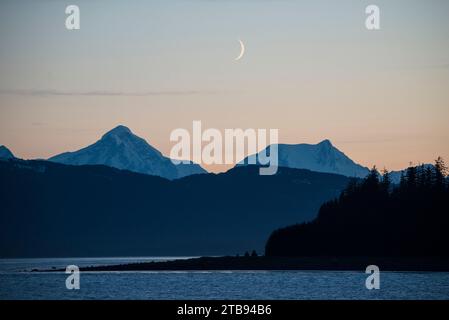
[0,159,351,258]
[0,145,15,159]
[266,159,449,257]
[49,125,206,179]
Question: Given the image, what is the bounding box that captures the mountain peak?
[49,125,207,179]
[240,139,369,178]
[0,145,15,159]
[318,139,333,147]
[102,125,132,138]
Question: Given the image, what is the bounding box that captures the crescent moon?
[235,39,245,61]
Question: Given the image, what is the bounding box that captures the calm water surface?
[1,258,448,300]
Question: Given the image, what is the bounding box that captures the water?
[1,258,449,300]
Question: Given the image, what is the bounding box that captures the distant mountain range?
[51,127,371,180]
[0,159,351,257]
[48,125,206,180]
[1,126,433,182]
[0,145,14,159]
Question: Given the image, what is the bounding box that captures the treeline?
[265,157,449,257]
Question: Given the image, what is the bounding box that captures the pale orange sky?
[1,0,448,173]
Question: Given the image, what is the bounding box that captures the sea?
[1,257,448,300]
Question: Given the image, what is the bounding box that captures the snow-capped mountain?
[0,145,15,159]
[49,125,206,179]
[240,139,370,178]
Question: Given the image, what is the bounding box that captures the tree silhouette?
[266,158,449,258]
[381,168,391,192]
[435,157,447,189]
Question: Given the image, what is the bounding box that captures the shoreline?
[41,256,449,272]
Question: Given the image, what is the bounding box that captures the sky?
[0,0,448,173]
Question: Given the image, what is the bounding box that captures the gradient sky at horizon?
[1,0,448,172]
